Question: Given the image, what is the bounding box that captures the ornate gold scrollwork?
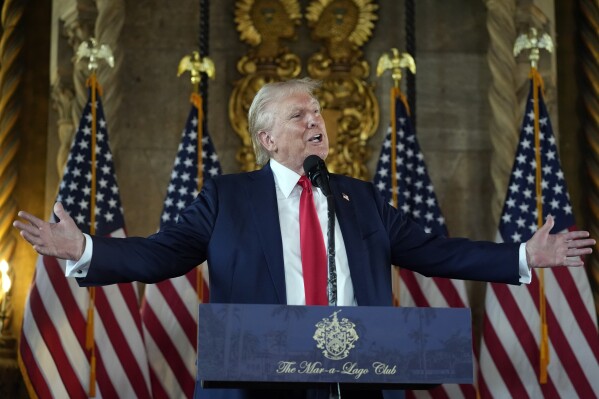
[229,0,302,171]
[229,0,379,177]
[305,0,379,179]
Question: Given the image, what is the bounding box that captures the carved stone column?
[580,0,599,315]
[0,0,25,392]
[51,0,95,176]
[50,0,123,177]
[94,0,124,147]
[485,0,519,225]
[0,0,25,261]
[50,81,75,177]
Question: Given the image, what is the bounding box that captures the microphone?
[303,155,332,198]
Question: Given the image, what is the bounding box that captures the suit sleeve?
[376,185,521,285]
[78,178,220,286]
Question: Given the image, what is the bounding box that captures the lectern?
[198,304,473,390]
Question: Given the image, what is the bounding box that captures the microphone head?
[303,155,328,188]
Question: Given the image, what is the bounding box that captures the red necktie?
[298,176,328,305]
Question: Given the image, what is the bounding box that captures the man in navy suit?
[15,79,594,399]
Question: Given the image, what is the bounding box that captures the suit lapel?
[247,163,287,303]
[329,177,370,298]
[245,169,370,305]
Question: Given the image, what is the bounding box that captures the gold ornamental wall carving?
[229,0,303,171]
[305,0,378,179]
[229,0,379,178]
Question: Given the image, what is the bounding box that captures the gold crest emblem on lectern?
[313,310,359,360]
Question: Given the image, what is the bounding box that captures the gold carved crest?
[306,0,379,179]
[229,0,303,171]
[229,0,380,178]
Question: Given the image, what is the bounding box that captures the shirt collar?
[270,159,302,198]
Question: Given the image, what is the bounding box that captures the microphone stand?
[326,194,340,399]
[326,195,337,306]
[303,155,340,397]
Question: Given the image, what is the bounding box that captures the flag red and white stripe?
[20,230,152,399]
[478,72,599,397]
[479,252,599,397]
[142,266,209,398]
[19,85,152,398]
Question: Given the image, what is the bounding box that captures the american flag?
[141,95,221,398]
[478,73,599,398]
[374,91,476,399]
[19,84,152,398]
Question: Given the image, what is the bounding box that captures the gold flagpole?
[177,51,214,301]
[86,70,98,397]
[514,27,554,384]
[76,38,114,397]
[377,49,416,307]
[391,87,398,208]
[192,91,204,301]
[531,67,549,383]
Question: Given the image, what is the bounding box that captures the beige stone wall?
[414,0,495,240]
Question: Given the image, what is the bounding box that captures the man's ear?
[258,131,276,152]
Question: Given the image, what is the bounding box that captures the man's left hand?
[526,215,595,268]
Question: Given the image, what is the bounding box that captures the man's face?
[259,91,329,175]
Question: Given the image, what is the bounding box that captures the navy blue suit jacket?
[80,163,521,399]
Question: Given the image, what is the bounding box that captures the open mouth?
[308,134,323,143]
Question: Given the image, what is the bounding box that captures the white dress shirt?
[270,159,355,305]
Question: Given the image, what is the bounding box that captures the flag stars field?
[497,104,573,241]
[479,77,599,398]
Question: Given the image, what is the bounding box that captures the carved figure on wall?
[229,0,302,171]
[306,0,379,179]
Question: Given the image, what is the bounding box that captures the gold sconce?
[0,259,13,335]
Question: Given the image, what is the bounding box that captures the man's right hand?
[13,202,86,261]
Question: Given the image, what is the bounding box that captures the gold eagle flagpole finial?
[376,48,416,87]
[76,38,114,72]
[177,51,215,93]
[513,27,554,69]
